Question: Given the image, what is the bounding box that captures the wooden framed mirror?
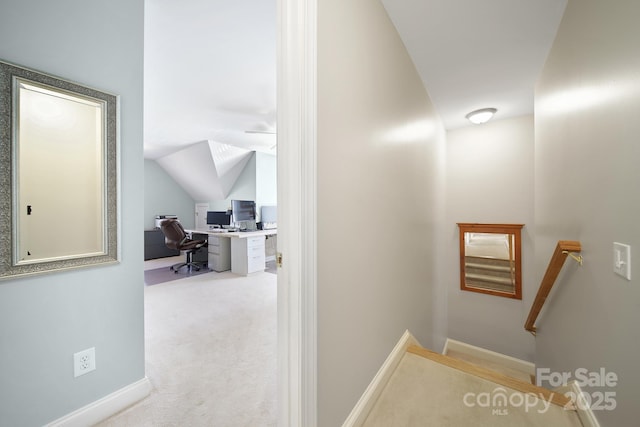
[457,223,524,299]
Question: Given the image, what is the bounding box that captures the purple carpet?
[144,265,213,286]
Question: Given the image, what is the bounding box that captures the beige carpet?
[98,265,277,426]
[444,349,533,384]
[363,352,582,427]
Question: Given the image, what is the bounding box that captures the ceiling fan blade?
[245,129,276,135]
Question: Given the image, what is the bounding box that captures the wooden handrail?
[525,240,582,335]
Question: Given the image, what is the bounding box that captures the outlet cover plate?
[73,347,96,377]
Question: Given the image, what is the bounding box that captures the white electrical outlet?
[73,347,96,377]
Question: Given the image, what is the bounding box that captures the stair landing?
[361,347,582,427]
[445,349,533,384]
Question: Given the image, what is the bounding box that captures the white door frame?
[277,0,317,425]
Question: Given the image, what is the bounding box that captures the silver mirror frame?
[0,60,119,280]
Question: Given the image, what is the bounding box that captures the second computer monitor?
[231,200,257,230]
[231,200,255,222]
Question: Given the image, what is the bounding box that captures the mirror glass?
[0,60,118,280]
[457,223,523,299]
[15,80,105,264]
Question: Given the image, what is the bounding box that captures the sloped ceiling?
[144,0,276,160]
[155,141,253,201]
[380,0,567,130]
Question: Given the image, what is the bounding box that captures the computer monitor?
[231,200,256,224]
[206,211,230,226]
[260,205,277,229]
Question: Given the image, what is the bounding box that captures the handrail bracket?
[562,251,583,265]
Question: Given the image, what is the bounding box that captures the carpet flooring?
[144,265,214,286]
[98,262,277,426]
[145,257,276,286]
[363,352,582,427]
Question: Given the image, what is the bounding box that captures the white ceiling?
[144,0,277,159]
[143,0,567,159]
[380,0,567,129]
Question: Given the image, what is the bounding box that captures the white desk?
[187,229,277,275]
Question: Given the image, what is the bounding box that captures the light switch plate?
[613,242,631,280]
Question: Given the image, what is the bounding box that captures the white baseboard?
[342,330,419,427]
[47,377,152,427]
[568,381,601,427]
[442,338,535,376]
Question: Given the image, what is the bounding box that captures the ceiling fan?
[243,114,277,134]
[244,125,277,150]
[244,129,276,135]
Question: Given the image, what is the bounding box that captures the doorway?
[141,0,282,424]
[194,203,209,230]
[141,0,319,424]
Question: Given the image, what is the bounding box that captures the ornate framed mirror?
[457,223,524,299]
[0,60,118,280]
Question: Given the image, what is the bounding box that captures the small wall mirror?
[0,60,118,280]
[457,223,524,299]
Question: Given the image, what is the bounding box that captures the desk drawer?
[208,253,230,272]
[247,254,266,273]
[246,236,265,248]
[208,235,229,252]
[247,244,264,258]
[208,235,222,246]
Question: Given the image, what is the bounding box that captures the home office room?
[141,150,278,425]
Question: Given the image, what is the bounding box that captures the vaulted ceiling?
[144,0,276,160]
[144,0,567,159]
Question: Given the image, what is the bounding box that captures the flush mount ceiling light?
[465,108,497,125]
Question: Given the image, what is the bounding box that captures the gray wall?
[208,152,257,212]
[0,0,145,425]
[146,151,276,227]
[445,116,535,361]
[317,0,446,425]
[144,159,196,230]
[534,0,640,425]
[207,152,277,224]
[255,151,277,221]
[145,153,273,270]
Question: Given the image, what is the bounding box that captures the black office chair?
[160,219,207,273]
